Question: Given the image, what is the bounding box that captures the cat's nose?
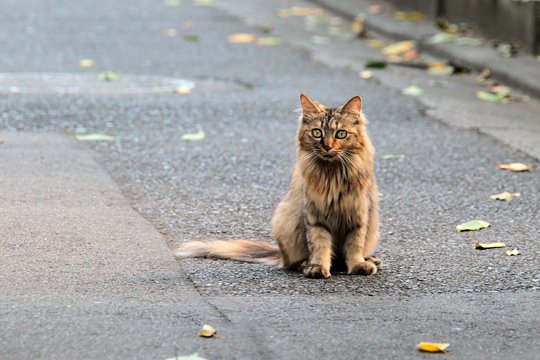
[322,142,332,151]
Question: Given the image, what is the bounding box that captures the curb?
[308,0,540,100]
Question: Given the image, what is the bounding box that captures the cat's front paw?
[348,261,378,276]
[365,255,383,270]
[303,264,331,279]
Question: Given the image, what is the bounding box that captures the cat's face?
[298,94,365,162]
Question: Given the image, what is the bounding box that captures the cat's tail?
[173,240,282,266]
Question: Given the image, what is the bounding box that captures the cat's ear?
[340,96,362,114]
[300,93,323,113]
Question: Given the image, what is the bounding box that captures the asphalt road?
[1,0,539,359]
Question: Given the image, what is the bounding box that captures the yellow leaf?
[490,191,518,202]
[181,128,205,141]
[394,11,424,21]
[382,40,416,56]
[498,163,534,172]
[74,133,115,142]
[175,86,192,94]
[198,324,217,338]
[475,242,506,249]
[506,248,521,256]
[456,220,490,232]
[351,15,365,35]
[367,39,386,48]
[228,33,256,44]
[417,342,450,353]
[78,59,95,68]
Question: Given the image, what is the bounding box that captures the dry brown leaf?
[498,163,534,172]
[367,5,383,14]
[394,11,424,21]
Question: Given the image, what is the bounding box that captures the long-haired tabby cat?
[175,94,381,278]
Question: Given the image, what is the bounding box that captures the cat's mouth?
[318,151,338,161]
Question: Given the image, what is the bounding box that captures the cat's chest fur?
[303,174,363,236]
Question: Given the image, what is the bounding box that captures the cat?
[175,94,381,278]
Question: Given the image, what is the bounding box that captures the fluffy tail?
[174,240,282,266]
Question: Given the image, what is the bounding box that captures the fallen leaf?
[402,84,423,96]
[382,40,416,56]
[417,342,450,353]
[199,324,216,338]
[456,220,490,232]
[367,39,386,48]
[310,35,330,45]
[165,353,207,360]
[78,59,95,68]
[428,62,454,75]
[181,128,205,141]
[166,28,177,37]
[228,33,256,44]
[494,41,518,57]
[183,21,194,30]
[394,11,424,21]
[475,242,506,249]
[99,71,119,82]
[490,191,519,202]
[365,60,387,69]
[506,248,521,256]
[359,70,372,79]
[477,90,509,104]
[498,163,534,172]
[427,32,456,44]
[382,154,405,160]
[165,0,181,6]
[289,6,323,17]
[476,68,491,84]
[277,7,323,17]
[193,0,214,6]
[175,86,192,94]
[256,37,284,46]
[367,5,383,14]
[351,14,366,36]
[74,133,115,142]
[454,37,484,46]
[0,138,4,144]
[183,34,199,42]
[402,49,419,60]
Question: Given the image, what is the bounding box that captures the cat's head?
[297,93,368,162]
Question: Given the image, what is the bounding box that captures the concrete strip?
[0,133,264,359]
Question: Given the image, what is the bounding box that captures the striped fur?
[175,94,381,279]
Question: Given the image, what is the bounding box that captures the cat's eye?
[335,130,348,139]
[311,128,323,138]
